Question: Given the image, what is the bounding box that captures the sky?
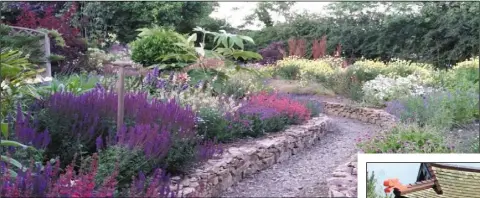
[209,2,331,30]
[367,163,480,195]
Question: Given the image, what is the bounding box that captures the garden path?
[220,114,382,197]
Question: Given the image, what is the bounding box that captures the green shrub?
[0,24,45,65]
[234,115,289,137]
[95,146,154,189]
[395,92,454,130]
[274,63,301,80]
[357,124,453,153]
[325,68,349,94]
[384,59,433,79]
[130,28,193,66]
[275,57,335,83]
[471,136,479,153]
[303,100,322,117]
[219,69,267,99]
[395,87,478,130]
[262,115,289,132]
[163,140,197,173]
[451,57,479,85]
[367,171,391,198]
[197,108,235,142]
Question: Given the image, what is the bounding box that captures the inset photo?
[358,154,480,198]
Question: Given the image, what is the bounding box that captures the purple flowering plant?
[33,89,199,168]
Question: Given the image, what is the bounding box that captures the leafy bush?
[362,74,436,106]
[384,59,433,79]
[85,48,116,71]
[37,73,100,97]
[218,69,267,99]
[197,108,233,142]
[0,49,45,119]
[258,41,285,65]
[275,57,335,82]
[357,124,454,153]
[451,57,479,85]
[347,60,387,83]
[274,63,301,80]
[0,24,44,65]
[303,100,322,117]
[130,27,194,66]
[472,136,479,153]
[95,146,154,189]
[387,88,478,130]
[234,105,288,137]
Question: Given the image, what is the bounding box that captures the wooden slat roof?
[396,163,480,198]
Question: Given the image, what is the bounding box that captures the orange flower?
[383,178,408,194]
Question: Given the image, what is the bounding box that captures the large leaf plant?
[158,27,263,93]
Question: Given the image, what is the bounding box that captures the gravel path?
[220,116,382,197]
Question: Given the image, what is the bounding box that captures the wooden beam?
[113,61,131,133]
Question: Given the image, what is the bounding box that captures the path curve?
[220,115,382,197]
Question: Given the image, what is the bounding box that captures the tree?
[242,2,296,28]
[80,2,218,43]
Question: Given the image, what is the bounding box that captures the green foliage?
[38,73,100,96]
[216,69,267,99]
[130,27,194,66]
[80,2,218,43]
[1,138,39,178]
[398,86,478,130]
[164,140,197,174]
[398,92,455,130]
[367,171,391,198]
[0,49,44,119]
[244,2,479,68]
[358,124,453,153]
[303,100,321,117]
[197,108,234,142]
[0,24,45,65]
[163,27,262,94]
[95,146,155,189]
[472,136,480,153]
[274,64,300,80]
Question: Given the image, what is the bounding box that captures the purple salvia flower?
[168,72,174,81]
[96,136,103,152]
[152,66,160,79]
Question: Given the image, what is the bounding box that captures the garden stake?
[114,61,130,132]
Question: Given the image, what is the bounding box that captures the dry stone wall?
[320,102,397,128]
[327,155,358,197]
[322,101,398,197]
[171,116,332,197]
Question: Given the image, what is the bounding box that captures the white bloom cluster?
[362,74,437,106]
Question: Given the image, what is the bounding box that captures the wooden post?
[114,61,130,132]
[44,33,52,78]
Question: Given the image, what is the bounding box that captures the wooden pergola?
[391,163,480,198]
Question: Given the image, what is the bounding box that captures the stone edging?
[171,116,332,197]
[320,102,397,128]
[322,101,399,197]
[327,155,358,197]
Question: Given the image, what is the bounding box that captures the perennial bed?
[170,116,332,197]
